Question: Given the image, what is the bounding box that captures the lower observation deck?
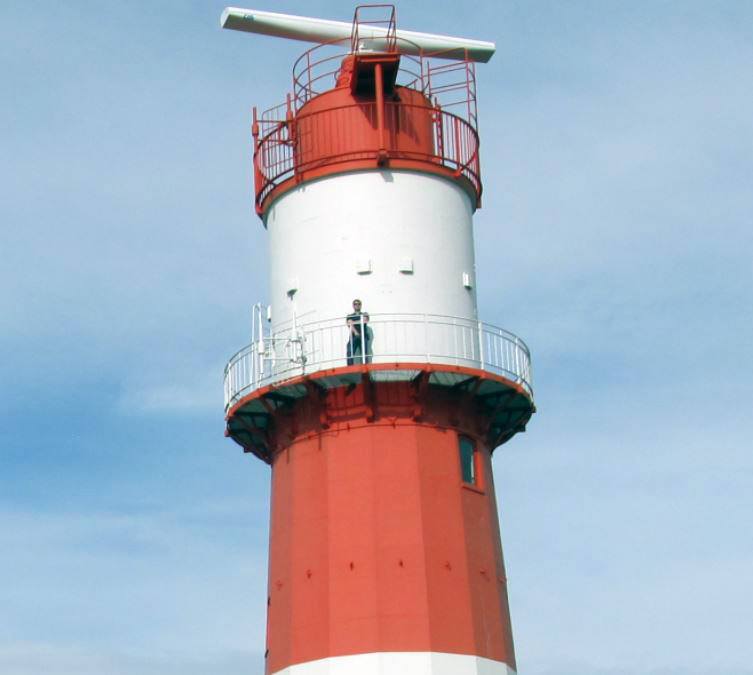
[224,313,535,462]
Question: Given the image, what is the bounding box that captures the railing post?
[478,320,485,371]
[285,94,294,129]
[453,116,462,176]
[285,93,298,180]
[350,6,360,53]
[251,107,264,216]
[300,329,307,374]
[497,328,505,376]
[305,50,312,104]
[452,316,458,365]
[464,53,472,124]
[435,102,444,160]
[360,315,366,365]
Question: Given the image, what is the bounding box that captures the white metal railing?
[224,313,532,410]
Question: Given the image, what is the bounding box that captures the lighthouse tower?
[221,6,535,675]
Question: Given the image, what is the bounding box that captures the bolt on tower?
[221,6,535,674]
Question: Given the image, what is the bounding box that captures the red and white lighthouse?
[221,6,535,674]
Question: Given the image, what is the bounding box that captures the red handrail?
[253,102,481,214]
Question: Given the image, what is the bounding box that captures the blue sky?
[1,1,752,674]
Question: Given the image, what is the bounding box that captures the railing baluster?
[360,315,366,365]
[452,317,458,365]
[478,321,485,371]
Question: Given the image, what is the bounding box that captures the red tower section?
[227,367,530,674]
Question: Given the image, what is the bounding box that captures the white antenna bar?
[221,7,496,63]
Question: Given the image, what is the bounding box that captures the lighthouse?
[221,6,535,675]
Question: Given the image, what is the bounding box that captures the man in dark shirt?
[346,299,371,365]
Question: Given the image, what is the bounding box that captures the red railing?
[350,4,397,54]
[425,57,478,130]
[253,102,480,213]
[290,37,425,112]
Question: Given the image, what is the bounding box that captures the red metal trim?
[224,364,534,463]
[263,159,479,217]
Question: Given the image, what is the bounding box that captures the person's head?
[352,299,362,311]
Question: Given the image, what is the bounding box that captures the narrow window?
[459,436,476,485]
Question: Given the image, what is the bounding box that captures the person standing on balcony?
[346,299,372,365]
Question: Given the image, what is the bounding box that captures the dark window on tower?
[459,436,476,484]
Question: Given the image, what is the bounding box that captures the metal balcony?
[224,312,533,410]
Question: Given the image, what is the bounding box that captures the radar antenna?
[221,6,496,63]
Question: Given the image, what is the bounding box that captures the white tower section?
[232,4,499,378]
[267,171,478,331]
